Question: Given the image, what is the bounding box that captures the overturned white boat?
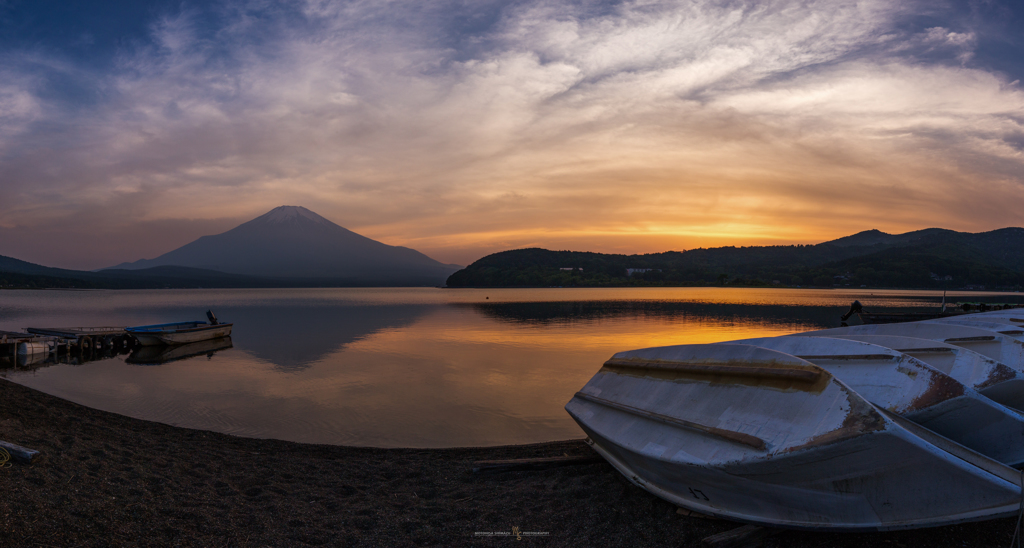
[795,322,1024,394]
[931,313,1024,325]
[968,309,1024,321]
[724,336,1024,466]
[566,343,1024,531]
[926,317,1024,341]
[812,334,1024,412]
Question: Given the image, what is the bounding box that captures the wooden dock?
[26,326,132,352]
[2,326,137,366]
[27,325,125,344]
[0,330,35,342]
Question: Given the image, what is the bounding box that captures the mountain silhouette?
[445,227,1024,289]
[107,206,460,285]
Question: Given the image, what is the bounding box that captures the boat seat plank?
[575,391,767,449]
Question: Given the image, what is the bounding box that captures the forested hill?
[445,228,1024,289]
[0,254,276,289]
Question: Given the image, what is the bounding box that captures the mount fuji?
[106,206,461,286]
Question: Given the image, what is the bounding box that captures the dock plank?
[0,330,39,341]
[27,327,127,338]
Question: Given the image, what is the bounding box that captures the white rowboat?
[817,334,1024,413]
[792,323,1024,378]
[725,336,1024,466]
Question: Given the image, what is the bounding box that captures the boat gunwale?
[126,322,233,334]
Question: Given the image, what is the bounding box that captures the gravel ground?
[0,378,1019,547]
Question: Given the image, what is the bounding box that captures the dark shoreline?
[1,378,1017,547]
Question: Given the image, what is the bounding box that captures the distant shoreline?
[441,283,1022,292]
[2,284,1022,295]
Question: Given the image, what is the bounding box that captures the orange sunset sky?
[2,0,1023,269]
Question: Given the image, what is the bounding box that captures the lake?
[1,287,1018,447]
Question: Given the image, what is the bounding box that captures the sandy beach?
[0,378,1018,547]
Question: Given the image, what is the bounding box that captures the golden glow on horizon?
[1,0,1022,270]
[364,221,927,265]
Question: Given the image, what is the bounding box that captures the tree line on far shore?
[445,228,1024,290]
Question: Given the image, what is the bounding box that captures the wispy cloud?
[1,0,1022,268]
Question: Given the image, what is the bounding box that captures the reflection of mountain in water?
[466,301,920,330]
[219,304,432,370]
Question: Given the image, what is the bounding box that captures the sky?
[1,0,1023,270]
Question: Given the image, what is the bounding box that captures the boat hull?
[131,324,233,346]
[858,312,968,324]
[728,336,1024,466]
[826,334,1024,413]
[574,416,1019,531]
[794,322,1024,377]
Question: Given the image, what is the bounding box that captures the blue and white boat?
[126,311,232,346]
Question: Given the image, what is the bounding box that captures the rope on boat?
[0,447,11,468]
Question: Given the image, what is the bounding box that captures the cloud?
[0,0,1022,269]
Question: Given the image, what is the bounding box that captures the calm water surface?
[2,287,1019,447]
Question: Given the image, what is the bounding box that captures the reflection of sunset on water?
[2,287,1019,448]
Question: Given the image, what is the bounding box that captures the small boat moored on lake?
[126,311,232,346]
